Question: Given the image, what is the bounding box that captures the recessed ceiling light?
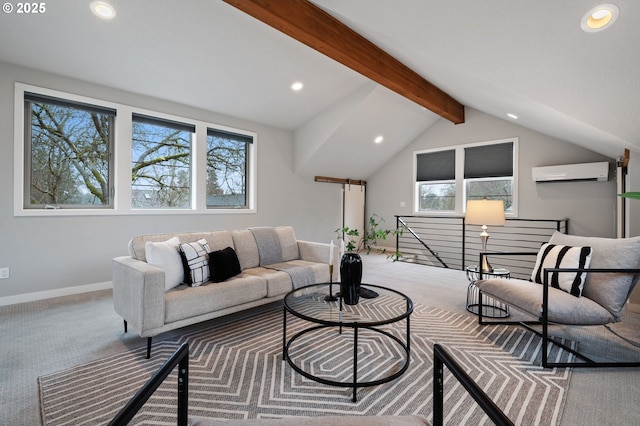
[507,113,518,120]
[581,4,619,32]
[374,135,384,144]
[291,82,304,91]
[90,1,116,19]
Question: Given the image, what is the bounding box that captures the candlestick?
[329,240,334,266]
[324,263,337,301]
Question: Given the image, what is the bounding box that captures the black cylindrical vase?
[340,253,362,305]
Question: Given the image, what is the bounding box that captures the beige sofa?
[112,226,338,358]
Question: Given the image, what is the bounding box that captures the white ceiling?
[1,0,638,179]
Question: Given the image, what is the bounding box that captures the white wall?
[367,108,617,237]
[0,61,343,301]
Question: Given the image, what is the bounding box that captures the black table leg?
[352,324,358,402]
[282,306,287,360]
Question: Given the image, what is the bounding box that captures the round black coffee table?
[283,283,413,402]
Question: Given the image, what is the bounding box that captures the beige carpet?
[38,299,573,425]
[2,254,639,425]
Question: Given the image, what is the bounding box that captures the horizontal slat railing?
[396,216,568,279]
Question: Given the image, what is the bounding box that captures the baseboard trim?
[0,281,113,307]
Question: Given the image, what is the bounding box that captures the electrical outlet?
[0,268,9,280]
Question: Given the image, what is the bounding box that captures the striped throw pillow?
[178,239,211,286]
[531,243,592,297]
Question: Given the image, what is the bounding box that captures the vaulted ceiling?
[1,0,638,180]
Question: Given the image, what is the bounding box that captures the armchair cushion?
[530,243,592,297]
[477,278,615,325]
[549,232,640,319]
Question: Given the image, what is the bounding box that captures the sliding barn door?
[343,183,366,241]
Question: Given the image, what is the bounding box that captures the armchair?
[476,231,640,368]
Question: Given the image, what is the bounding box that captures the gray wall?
[0,62,342,300]
[367,108,617,238]
[1,62,633,302]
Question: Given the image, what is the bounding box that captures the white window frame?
[413,138,518,216]
[14,83,257,216]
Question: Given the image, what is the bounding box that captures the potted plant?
[335,214,405,304]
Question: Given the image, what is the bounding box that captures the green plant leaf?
[619,192,640,200]
[335,213,406,259]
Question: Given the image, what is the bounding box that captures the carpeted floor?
[1,254,639,425]
[38,301,572,425]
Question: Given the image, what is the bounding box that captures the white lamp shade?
[465,199,505,226]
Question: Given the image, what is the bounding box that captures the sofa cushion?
[530,243,592,297]
[232,230,260,270]
[179,239,211,287]
[549,232,640,319]
[244,267,292,297]
[203,230,235,252]
[164,273,267,323]
[250,227,283,266]
[129,231,233,262]
[145,237,183,291]
[284,259,330,284]
[275,226,299,261]
[209,247,241,283]
[477,278,615,325]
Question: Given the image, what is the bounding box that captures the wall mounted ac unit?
[532,161,609,183]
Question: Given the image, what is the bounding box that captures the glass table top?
[284,283,413,327]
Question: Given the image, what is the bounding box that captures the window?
[15,84,257,216]
[466,178,513,212]
[416,149,456,211]
[23,92,115,209]
[206,129,252,209]
[464,142,514,212]
[131,114,194,209]
[414,139,517,215]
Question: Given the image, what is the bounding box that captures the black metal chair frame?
[108,342,514,426]
[477,251,640,368]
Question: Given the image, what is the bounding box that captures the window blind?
[416,150,455,181]
[207,128,253,144]
[464,142,513,178]
[25,92,117,116]
[132,113,195,133]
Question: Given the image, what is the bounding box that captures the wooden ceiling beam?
[223,0,465,124]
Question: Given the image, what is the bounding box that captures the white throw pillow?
[145,237,183,291]
[531,243,592,297]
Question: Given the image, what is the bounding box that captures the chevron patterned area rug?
[38,300,573,425]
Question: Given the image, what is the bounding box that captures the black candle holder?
[324,264,338,301]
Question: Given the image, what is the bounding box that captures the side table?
[466,266,510,318]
